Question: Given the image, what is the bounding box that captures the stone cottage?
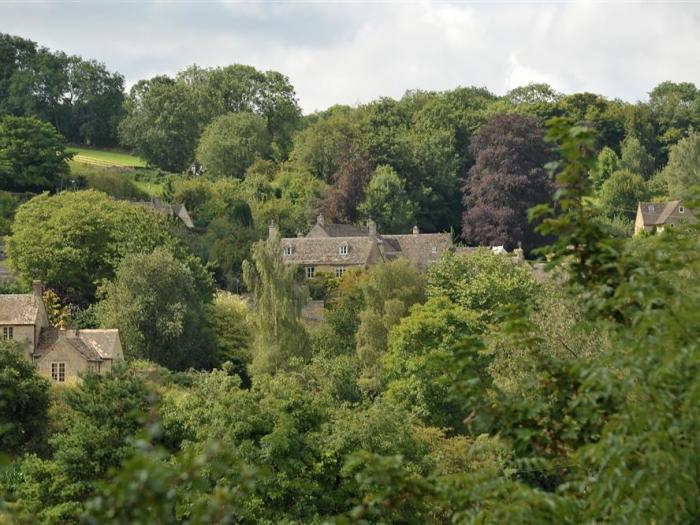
[634,200,696,235]
[0,281,123,383]
[277,214,454,277]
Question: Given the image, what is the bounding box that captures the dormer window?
[339,244,348,255]
[283,246,293,256]
[431,246,437,255]
[647,204,655,212]
[679,206,685,214]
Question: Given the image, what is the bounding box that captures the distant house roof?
[635,200,696,235]
[35,328,122,362]
[132,199,195,229]
[0,294,42,325]
[283,236,380,266]
[280,215,453,271]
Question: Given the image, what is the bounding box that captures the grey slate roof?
[132,199,195,229]
[35,328,121,361]
[283,236,379,266]
[307,223,369,238]
[281,218,453,270]
[0,294,41,324]
[638,200,695,227]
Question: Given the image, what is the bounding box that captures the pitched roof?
[380,233,453,271]
[307,223,368,238]
[35,328,122,361]
[638,200,694,226]
[132,199,195,229]
[0,294,41,324]
[281,226,453,270]
[282,236,377,266]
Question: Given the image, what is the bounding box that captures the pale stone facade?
[0,281,123,383]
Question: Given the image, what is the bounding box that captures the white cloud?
[1,1,699,112]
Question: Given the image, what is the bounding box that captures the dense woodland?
[1,33,700,524]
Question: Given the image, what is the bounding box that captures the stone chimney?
[297,232,304,238]
[268,220,279,239]
[367,218,377,236]
[32,280,43,300]
[412,225,420,236]
[317,213,325,226]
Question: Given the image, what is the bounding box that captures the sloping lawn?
[67,146,147,168]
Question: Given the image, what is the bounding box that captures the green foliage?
[119,65,300,171]
[382,297,485,430]
[589,145,619,191]
[0,341,50,456]
[426,249,537,322]
[196,112,271,179]
[242,233,309,375]
[0,115,71,192]
[662,132,700,200]
[0,191,18,235]
[358,164,417,232]
[598,169,648,217]
[70,163,149,200]
[619,134,655,179]
[208,292,251,382]
[96,248,217,370]
[7,190,181,303]
[11,365,152,524]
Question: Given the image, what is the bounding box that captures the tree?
[590,146,620,191]
[119,76,202,172]
[649,81,700,152]
[598,169,648,217]
[96,248,217,370]
[209,292,251,384]
[7,190,181,304]
[196,112,271,179]
[13,365,152,524]
[426,249,537,322]
[242,233,309,375]
[461,113,554,251]
[620,134,655,179]
[662,132,700,200]
[358,165,417,232]
[0,341,50,455]
[290,106,361,183]
[0,115,71,191]
[317,145,371,224]
[382,297,485,430]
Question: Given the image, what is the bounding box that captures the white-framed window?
[339,244,348,255]
[51,362,66,383]
[647,204,655,212]
[283,245,293,256]
[2,327,13,340]
[306,266,316,279]
[431,246,437,254]
[679,206,685,214]
[335,266,346,278]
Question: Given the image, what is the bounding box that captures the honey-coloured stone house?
[0,281,123,383]
[276,214,454,278]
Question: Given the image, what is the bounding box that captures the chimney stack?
[367,218,377,236]
[268,220,279,239]
[412,225,419,236]
[317,213,325,226]
[32,280,43,299]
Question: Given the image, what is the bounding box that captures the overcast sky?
[2,1,699,113]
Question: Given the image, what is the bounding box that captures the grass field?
[67,146,147,168]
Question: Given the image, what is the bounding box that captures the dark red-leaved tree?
[317,144,371,223]
[462,114,554,251]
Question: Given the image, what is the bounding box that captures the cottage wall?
[36,339,94,384]
[1,324,35,360]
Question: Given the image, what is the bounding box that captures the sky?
[2,1,700,113]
